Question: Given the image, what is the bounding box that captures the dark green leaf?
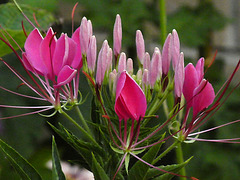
[91,153,110,180]
[48,123,105,169]
[0,139,42,180]
[146,157,193,180]
[128,134,165,180]
[52,136,66,180]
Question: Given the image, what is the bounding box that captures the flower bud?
[113,14,122,58]
[127,58,133,75]
[87,35,97,72]
[136,30,145,64]
[162,33,172,76]
[115,71,147,121]
[149,47,162,88]
[118,52,126,73]
[171,29,180,71]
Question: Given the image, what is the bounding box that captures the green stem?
[60,109,98,147]
[175,142,187,180]
[159,0,167,46]
[153,140,179,165]
[74,106,92,136]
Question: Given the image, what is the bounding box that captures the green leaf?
[52,136,66,180]
[0,29,26,57]
[0,139,42,180]
[91,153,110,180]
[48,123,105,169]
[145,157,193,180]
[128,134,165,180]
[0,3,55,57]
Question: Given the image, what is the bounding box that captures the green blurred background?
[0,0,239,179]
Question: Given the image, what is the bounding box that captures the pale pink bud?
[87,35,97,72]
[136,69,142,80]
[171,29,180,71]
[162,33,172,75]
[88,20,93,38]
[127,58,133,75]
[80,17,90,55]
[118,52,126,73]
[106,47,113,71]
[113,14,122,58]
[174,52,184,98]
[136,30,145,64]
[142,69,149,88]
[143,52,150,70]
[149,47,162,88]
[96,40,109,85]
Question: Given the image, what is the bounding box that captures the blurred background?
[0,0,239,179]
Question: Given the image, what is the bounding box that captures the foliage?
[167,1,230,47]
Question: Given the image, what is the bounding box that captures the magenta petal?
[22,52,37,73]
[115,71,147,121]
[72,27,83,69]
[24,28,45,74]
[52,34,69,76]
[192,79,215,118]
[183,63,198,108]
[55,65,77,88]
[65,37,77,66]
[195,57,205,83]
[40,28,56,79]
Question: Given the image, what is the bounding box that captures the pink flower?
[183,58,214,117]
[115,71,147,121]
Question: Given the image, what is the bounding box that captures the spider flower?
[0,27,83,118]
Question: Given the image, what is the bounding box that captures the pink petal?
[40,27,56,80]
[52,34,69,76]
[24,28,45,74]
[195,57,205,83]
[72,27,83,70]
[192,79,215,118]
[115,71,147,121]
[65,37,77,66]
[183,63,198,108]
[55,65,77,88]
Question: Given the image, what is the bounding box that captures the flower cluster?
[0,6,240,180]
